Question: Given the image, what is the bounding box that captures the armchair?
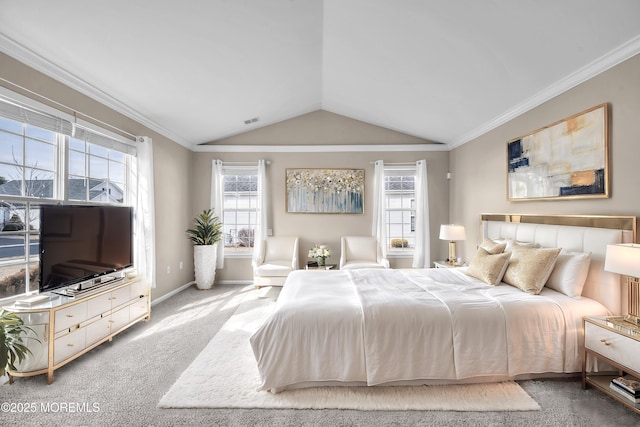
[339,236,390,270]
[253,236,299,288]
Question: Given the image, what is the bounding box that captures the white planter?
[194,245,217,290]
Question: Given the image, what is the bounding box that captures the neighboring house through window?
[222,166,258,253]
[384,166,416,253]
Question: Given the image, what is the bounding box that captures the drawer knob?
[600,338,611,346]
[66,314,73,318]
[67,343,74,347]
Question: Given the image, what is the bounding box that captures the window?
[222,167,258,253]
[68,136,127,203]
[0,95,136,300]
[0,117,60,199]
[384,167,416,253]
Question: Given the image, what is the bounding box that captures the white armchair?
[339,236,390,270]
[252,236,299,288]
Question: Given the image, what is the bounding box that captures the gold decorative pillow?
[479,238,507,254]
[466,248,511,285]
[503,244,561,294]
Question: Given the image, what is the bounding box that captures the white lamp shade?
[604,244,640,277]
[439,224,466,241]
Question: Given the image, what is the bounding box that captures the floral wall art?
[507,103,609,201]
[286,168,364,213]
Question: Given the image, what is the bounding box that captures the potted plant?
[0,309,36,377]
[186,209,222,290]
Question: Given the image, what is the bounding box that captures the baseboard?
[151,280,254,307]
[216,280,254,286]
[151,281,195,307]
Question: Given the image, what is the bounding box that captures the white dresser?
[5,278,150,384]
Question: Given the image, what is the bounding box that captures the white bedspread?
[249,268,608,392]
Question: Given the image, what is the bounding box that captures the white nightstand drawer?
[585,321,640,372]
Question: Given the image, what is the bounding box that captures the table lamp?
[439,224,466,265]
[604,243,640,326]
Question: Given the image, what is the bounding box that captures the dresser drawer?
[129,280,148,299]
[54,327,86,365]
[85,316,112,346]
[87,292,112,319]
[129,296,149,321]
[109,286,132,310]
[585,321,640,373]
[54,302,87,333]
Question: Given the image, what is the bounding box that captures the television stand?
[5,277,149,384]
[52,275,125,298]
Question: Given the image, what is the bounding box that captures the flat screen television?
[39,204,134,293]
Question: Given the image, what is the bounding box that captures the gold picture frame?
[507,103,609,201]
[286,168,364,213]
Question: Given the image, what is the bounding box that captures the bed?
[250,214,637,392]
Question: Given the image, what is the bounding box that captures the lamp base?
[624,314,640,327]
[447,241,457,263]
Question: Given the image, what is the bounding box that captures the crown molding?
[192,143,448,153]
[448,35,640,150]
[0,33,191,149]
[3,31,639,154]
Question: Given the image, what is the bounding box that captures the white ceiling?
[1,0,640,150]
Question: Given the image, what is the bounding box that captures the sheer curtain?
[130,136,156,288]
[252,160,268,267]
[371,160,387,260]
[412,160,431,268]
[210,159,225,269]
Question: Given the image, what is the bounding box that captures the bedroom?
[1,1,640,425]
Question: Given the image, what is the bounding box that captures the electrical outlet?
[267,228,273,236]
[166,266,171,274]
[179,261,184,270]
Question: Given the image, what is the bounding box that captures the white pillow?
[545,250,592,297]
[494,238,539,252]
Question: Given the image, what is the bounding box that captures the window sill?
[387,251,414,259]
[223,251,253,259]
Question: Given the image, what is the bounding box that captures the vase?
[194,245,217,290]
[317,257,325,266]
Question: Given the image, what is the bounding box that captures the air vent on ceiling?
[243,117,260,125]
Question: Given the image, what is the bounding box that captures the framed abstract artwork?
[507,103,609,201]
[286,168,364,213]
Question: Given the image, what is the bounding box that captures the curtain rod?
[220,160,271,165]
[0,77,138,142]
[369,161,416,165]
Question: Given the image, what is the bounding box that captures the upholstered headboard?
[481,214,637,315]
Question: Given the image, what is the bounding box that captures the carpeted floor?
[2,283,639,426]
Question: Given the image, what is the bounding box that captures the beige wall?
[193,112,450,281]
[0,52,195,301]
[450,53,640,261]
[8,47,636,295]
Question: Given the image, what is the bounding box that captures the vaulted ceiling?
[1,1,640,150]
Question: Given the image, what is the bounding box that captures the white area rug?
[158,295,540,411]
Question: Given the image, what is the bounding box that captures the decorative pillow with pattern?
[503,244,561,294]
[466,247,511,285]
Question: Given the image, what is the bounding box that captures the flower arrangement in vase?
[309,244,331,266]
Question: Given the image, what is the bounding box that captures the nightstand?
[583,315,640,414]
[304,264,337,271]
[433,261,464,268]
